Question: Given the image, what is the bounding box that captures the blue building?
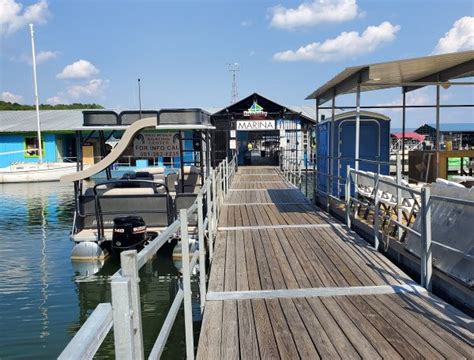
[0,110,82,167]
[0,110,203,170]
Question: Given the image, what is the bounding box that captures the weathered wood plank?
[196,301,223,360]
[243,230,280,358]
[199,167,473,360]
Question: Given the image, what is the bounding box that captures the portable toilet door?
[316,121,330,195]
[335,118,390,196]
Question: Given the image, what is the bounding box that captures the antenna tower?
[227,63,239,104]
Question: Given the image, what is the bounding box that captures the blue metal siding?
[0,133,58,167]
[316,122,330,194]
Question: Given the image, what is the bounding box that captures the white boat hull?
[0,162,79,183]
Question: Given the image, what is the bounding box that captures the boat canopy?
[74,108,213,131]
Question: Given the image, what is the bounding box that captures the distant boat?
[0,162,78,183]
[0,24,80,184]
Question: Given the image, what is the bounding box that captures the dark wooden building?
[211,93,315,166]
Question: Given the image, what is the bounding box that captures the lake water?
[0,182,199,359]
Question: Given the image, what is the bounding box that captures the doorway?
[237,130,280,166]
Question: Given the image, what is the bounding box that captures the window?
[24,137,44,158]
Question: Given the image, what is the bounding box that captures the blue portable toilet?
[317,111,391,197]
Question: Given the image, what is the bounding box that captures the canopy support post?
[436,84,441,178]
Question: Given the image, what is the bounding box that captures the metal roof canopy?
[307,51,474,191]
[306,51,474,104]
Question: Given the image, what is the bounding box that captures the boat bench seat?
[77,192,173,235]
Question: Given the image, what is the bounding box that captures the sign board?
[230,130,236,138]
[243,101,267,119]
[229,139,237,150]
[237,120,276,131]
[133,133,180,157]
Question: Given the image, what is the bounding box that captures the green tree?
[0,101,104,111]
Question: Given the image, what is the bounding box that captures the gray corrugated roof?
[1,106,317,133]
[306,50,474,104]
[0,110,84,132]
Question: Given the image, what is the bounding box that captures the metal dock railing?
[58,155,237,360]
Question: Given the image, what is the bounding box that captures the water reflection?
[0,182,199,359]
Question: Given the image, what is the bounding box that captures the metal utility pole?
[138,78,142,119]
[227,63,239,104]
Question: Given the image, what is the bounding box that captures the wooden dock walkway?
[197,167,473,359]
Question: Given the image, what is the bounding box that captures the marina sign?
[237,120,276,131]
[243,101,268,118]
[133,132,180,157]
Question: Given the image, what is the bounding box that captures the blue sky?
[1,0,473,127]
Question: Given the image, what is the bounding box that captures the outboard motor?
[112,216,148,256]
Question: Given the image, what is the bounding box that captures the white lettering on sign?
[133,133,180,157]
[236,120,276,131]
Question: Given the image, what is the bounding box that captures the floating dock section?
[197,167,472,359]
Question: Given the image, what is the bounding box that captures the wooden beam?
[218,223,343,231]
[207,284,426,301]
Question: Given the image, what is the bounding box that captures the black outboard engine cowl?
[112,216,147,256]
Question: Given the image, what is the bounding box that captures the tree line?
[0,101,104,111]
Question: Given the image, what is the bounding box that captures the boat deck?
[197,167,473,359]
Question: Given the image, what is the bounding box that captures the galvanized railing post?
[373,173,380,251]
[180,209,195,359]
[313,153,317,204]
[197,194,206,312]
[396,154,403,241]
[120,250,144,360]
[212,167,218,226]
[206,173,213,260]
[305,153,308,198]
[219,164,224,206]
[216,166,220,212]
[420,187,432,291]
[345,165,351,228]
[111,276,135,359]
[223,159,227,195]
[225,158,229,194]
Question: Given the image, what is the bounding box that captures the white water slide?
[61,117,156,183]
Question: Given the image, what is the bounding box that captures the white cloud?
[270,0,359,29]
[241,20,252,27]
[36,50,58,63]
[14,50,58,64]
[377,90,431,113]
[1,91,23,103]
[46,95,63,105]
[57,59,99,79]
[273,21,400,62]
[0,0,50,35]
[66,79,109,98]
[433,16,474,54]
